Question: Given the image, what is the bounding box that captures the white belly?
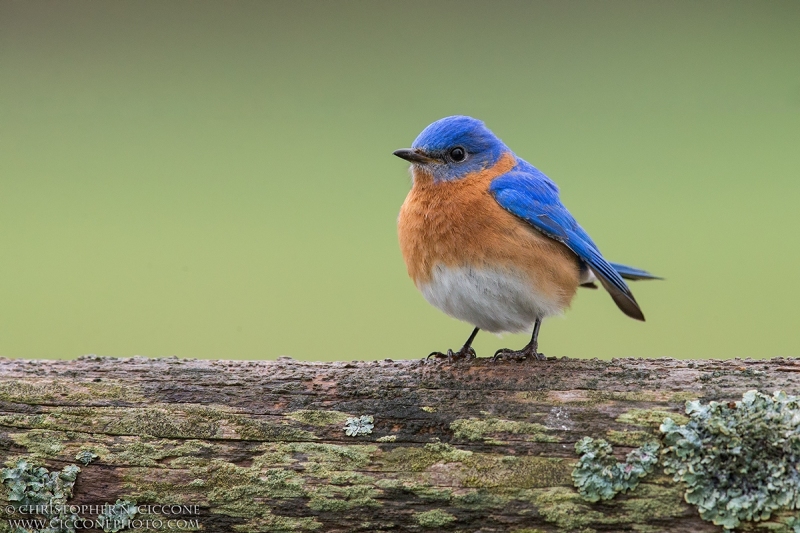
[418,264,565,334]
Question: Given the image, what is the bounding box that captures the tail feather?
[594,275,645,321]
[579,261,661,321]
[609,262,662,281]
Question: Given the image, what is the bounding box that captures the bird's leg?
[493,318,546,362]
[428,327,479,362]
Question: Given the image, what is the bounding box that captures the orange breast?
[397,152,582,308]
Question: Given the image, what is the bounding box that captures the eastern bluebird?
[394,116,660,361]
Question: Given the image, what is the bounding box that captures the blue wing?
[489,163,646,321]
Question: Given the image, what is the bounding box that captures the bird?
[394,115,660,361]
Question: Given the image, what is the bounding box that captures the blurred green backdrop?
[1,1,798,361]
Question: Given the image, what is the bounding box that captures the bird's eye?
[449,147,466,162]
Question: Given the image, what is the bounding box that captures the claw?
[491,318,546,362]
[425,327,480,362]
[427,346,476,362]
[492,347,546,362]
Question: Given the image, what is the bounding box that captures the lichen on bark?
[3,355,800,532]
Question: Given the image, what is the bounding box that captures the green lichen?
[374,478,401,490]
[421,406,436,413]
[97,499,138,533]
[1,404,318,443]
[201,460,322,531]
[382,442,472,472]
[460,454,572,490]
[615,482,688,527]
[307,483,381,511]
[328,471,372,486]
[233,418,317,442]
[450,416,558,443]
[118,441,379,531]
[405,484,453,501]
[2,460,79,506]
[1,458,152,533]
[344,415,374,437]
[382,441,571,494]
[307,468,381,511]
[452,490,509,510]
[1,459,81,532]
[424,441,472,460]
[0,380,70,404]
[586,390,660,403]
[379,481,511,509]
[661,390,800,531]
[110,438,211,467]
[525,486,604,531]
[231,515,321,533]
[0,379,142,405]
[376,435,396,442]
[605,429,654,447]
[570,390,800,530]
[287,442,377,477]
[413,509,456,528]
[526,482,686,533]
[75,449,99,465]
[10,430,66,458]
[669,391,699,403]
[572,437,659,502]
[286,410,351,426]
[376,478,455,502]
[783,515,800,533]
[207,461,306,501]
[616,408,689,427]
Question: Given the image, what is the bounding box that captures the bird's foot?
[427,346,477,362]
[492,346,546,362]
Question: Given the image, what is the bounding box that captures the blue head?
[393,116,509,182]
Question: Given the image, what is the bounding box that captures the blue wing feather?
[608,262,662,281]
[489,164,645,321]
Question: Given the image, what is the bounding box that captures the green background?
[1,1,798,361]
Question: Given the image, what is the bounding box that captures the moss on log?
[2,355,800,532]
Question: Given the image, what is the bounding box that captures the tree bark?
[2,355,799,532]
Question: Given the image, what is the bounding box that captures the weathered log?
[2,355,800,533]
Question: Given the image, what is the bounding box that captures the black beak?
[393,148,433,164]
